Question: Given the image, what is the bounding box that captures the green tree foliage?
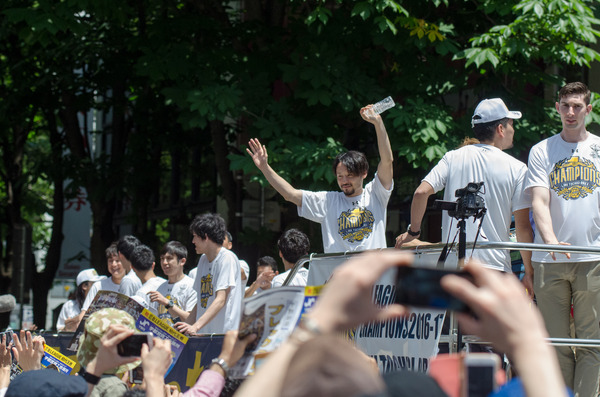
[1,0,600,326]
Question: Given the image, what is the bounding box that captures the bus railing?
[283,241,600,352]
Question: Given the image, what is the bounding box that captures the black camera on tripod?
[435,182,486,220]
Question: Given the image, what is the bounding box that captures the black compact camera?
[435,182,486,220]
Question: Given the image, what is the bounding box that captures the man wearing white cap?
[395,98,533,282]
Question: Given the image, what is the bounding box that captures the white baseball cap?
[76,268,105,286]
[471,98,522,127]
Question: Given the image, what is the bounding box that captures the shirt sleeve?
[182,369,225,397]
[511,163,531,212]
[423,153,450,193]
[119,277,142,297]
[56,302,70,330]
[271,274,284,288]
[297,190,329,223]
[524,144,550,191]
[183,284,198,311]
[371,172,394,206]
[213,253,238,293]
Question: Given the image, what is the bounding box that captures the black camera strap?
[437,218,458,268]
[470,208,487,257]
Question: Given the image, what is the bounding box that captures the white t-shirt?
[151,276,198,324]
[56,300,81,330]
[81,277,121,311]
[424,144,529,272]
[298,173,393,253]
[193,248,242,334]
[119,270,143,297]
[524,133,600,262]
[271,267,309,288]
[131,276,167,309]
[190,260,248,288]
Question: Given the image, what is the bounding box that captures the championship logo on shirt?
[337,207,375,243]
[200,274,213,308]
[550,157,600,200]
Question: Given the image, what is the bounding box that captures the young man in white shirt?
[272,229,310,288]
[117,235,143,296]
[525,82,600,397]
[247,105,394,253]
[79,243,127,321]
[129,244,166,310]
[147,241,197,325]
[245,256,278,297]
[175,213,242,335]
[395,98,532,280]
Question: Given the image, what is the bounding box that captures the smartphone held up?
[394,265,474,314]
[117,332,153,357]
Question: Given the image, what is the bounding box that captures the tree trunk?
[209,120,237,232]
[32,113,65,329]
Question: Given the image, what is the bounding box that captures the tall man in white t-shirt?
[395,98,533,283]
[524,82,600,397]
[271,229,310,288]
[175,213,242,335]
[147,241,197,325]
[247,105,394,253]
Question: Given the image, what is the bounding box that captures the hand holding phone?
[394,266,474,314]
[117,332,153,357]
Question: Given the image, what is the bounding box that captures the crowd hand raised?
[394,232,416,248]
[147,291,168,306]
[246,138,269,170]
[11,330,44,371]
[305,251,411,334]
[218,330,257,369]
[141,338,172,380]
[256,270,275,289]
[86,325,139,376]
[0,334,12,389]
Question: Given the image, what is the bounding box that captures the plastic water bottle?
[372,96,395,114]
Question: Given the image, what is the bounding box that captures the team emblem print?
[337,207,375,243]
[200,274,213,308]
[550,157,600,200]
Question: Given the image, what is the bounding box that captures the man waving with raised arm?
[247,105,393,253]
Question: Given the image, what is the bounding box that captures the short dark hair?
[105,242,119,259]
[75,283,88,308]
[558,82,591,105]
[160,241,188,261]
[189,213,227,245]
[130,244,155,271]
[332,151,369,176]
[277,229,310,264]
[472,117,510,142]
[117,235,141,260]
[257,256,278,273]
